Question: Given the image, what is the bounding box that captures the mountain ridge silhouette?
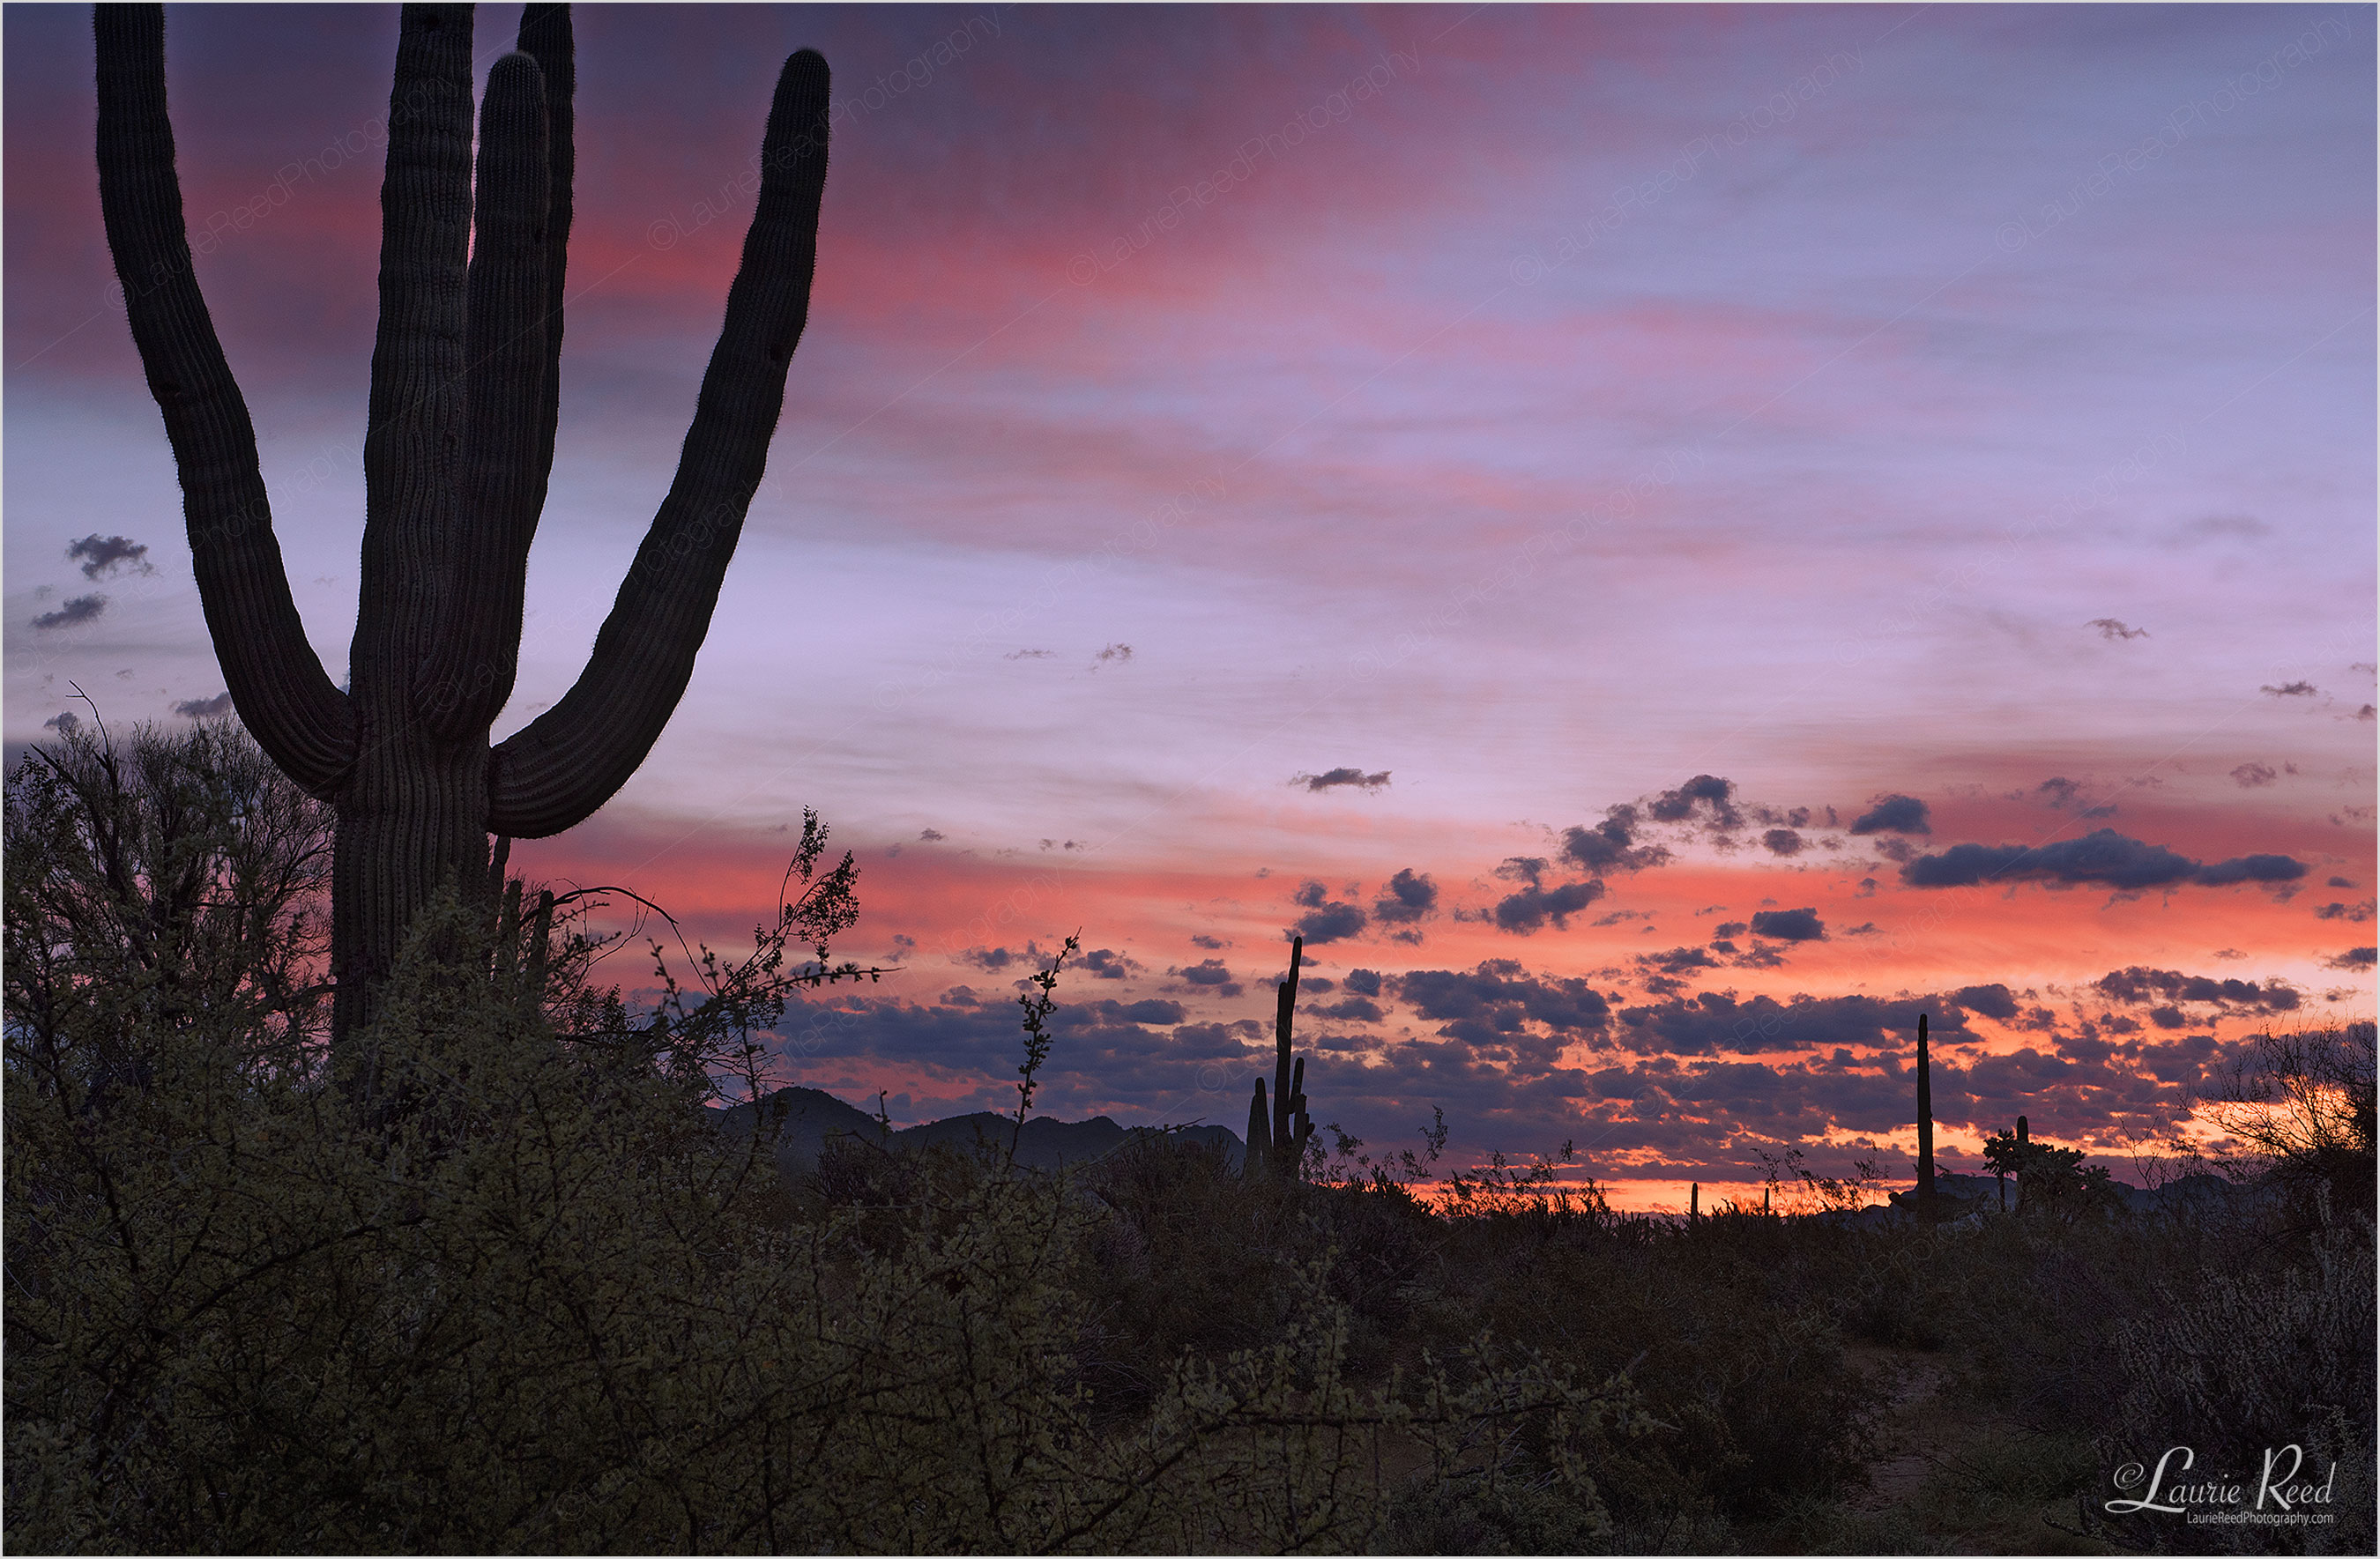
[713,1085,1246,1176]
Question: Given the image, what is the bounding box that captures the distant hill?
[1867,1169,2260,1225]
[712,1086,1245,1178]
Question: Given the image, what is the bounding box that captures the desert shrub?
[1379,1471,1612,1555]
[4,716,333,1078]
[2098,1200,2376,1554]
[7,882,1638,1553]
[2205,1023,2378,1219]
[1420,1205,1876,1526]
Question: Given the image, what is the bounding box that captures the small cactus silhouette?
[1915,1012,1937,1217]
[1983,1113,2037,1212]
[1246,935,1315,1179]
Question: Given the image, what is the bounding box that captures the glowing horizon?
[7,4,2372,1193]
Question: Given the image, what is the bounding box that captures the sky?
[7,3,2374,1209]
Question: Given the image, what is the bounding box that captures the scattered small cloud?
[1003,649,1054,660]
[1290,880,1368,944]
[2325,947,2376,970]
[1848,793,1930,835]
[1372,867,1438,924]
[173,692,234,718]
[1648,774,1738,828]
[2027,776,2117,819]
[2313,901,2375,924]
[2329,877,2357,889]
[1749,907,1826,942]
[1903,828,2303,893]
[1761,828,1804,857]
[1080,947,1143,980]
[1493,880,1604,934]
[919,828,945,842]
[1295,767,1391,792]
[2089,618,2149,641]
[2229,762,2278,789]
[1174,958,1235,987]
[1560,805,1670,873]
[2168,514,2268,546]
[1948,984,2019,1020]
[1090,642,1134,669]
[67,534,155,580]
[42,712,80,734]
[1190,933,1227,950]
[2094,967,2301,1013]
[33,594,108,630]
[2259,680,2317,697]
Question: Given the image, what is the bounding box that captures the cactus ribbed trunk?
[95,4,831,1050]
[332,733,492,1042]
[1270,936,1313,1179]
[1915,1012,1937,1217]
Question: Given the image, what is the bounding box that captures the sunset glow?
[7,4,2372,1208]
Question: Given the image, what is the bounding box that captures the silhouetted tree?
[4,715,333,1092]
[94,4,831,1054]
[2204,1022,2377,1214]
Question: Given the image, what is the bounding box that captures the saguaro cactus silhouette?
[1245,935,1315,1179]
[94,5,831,1045]
[1914,1012,1937,1216]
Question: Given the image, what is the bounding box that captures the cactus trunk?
[1915,1012,1937,1216]
[2014,1113,2028,1209]
[1268,936,1313,1178]
[95,4,832,1052]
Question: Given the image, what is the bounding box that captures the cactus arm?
[93,4,354,798]
[487,50,829,838]
[1246,1080,1269,1178]
[416,51,550,738]
[352,5,474,703]
[1288,1054,1313,1169]
[514,4,576,498]
[417,4,575,735]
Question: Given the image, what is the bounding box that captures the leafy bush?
[4,723,1637,1554]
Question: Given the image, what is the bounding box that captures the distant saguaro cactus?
[94,4,830,1050]
[1246,935,1315,1179]
[1982,1113,2031,1212]
[1915,1012,1937,1217]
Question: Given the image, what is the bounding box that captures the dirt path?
[1847,1342,1953,1515]
[1837,1340,2117,1554]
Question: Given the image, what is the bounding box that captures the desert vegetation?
[7,719,2372,1554]
[14,6,2368,1552]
